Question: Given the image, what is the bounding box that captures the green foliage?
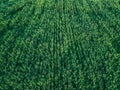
[0,0,120,90]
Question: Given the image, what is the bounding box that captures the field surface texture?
[0,0,120,90]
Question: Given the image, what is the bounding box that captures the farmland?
[0,0,120,89]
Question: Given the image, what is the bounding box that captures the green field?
[0,0,120,90]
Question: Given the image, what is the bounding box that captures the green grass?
[0,0,120,90]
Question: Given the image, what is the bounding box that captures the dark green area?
[0,0,120,90]
[112,36,120,53]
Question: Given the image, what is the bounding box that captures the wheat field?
[0,0,120,90]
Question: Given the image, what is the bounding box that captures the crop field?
[0,0,120,90]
